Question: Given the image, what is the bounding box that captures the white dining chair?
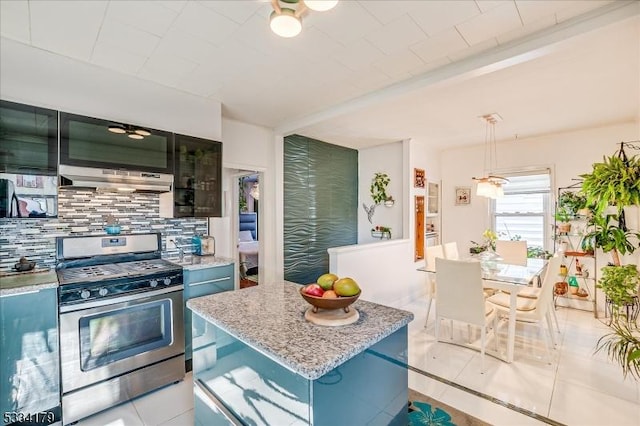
[435,258,498,373]
[443,242,459,260]
[424,245,444,328]
[495,240,528,266]
[486,256,563,362]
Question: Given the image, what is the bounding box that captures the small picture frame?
[414,168,425,188]
[455,187,471,205]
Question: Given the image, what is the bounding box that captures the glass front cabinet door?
[0,100,59,218]
[173,134,222,218]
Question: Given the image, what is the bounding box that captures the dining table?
[418,257,547,363]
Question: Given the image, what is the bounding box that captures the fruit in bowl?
[300,276,361,313]
[317,273,338,290]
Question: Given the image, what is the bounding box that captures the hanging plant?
[580,151,640,217]
[370,172,392,204]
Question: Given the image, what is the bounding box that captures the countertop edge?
[0,280,58,296]
[165,256,235,270]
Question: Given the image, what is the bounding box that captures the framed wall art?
[414,168,425,188]
[455,187,471,205]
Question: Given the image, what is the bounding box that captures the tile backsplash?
[0,189,207,272]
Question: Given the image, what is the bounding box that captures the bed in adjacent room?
[239,213,258,280]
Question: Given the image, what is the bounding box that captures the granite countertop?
[187,281,414,380]
[165,255,235,270]
[0,269,59,296]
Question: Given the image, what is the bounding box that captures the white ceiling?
[0,0,638,150]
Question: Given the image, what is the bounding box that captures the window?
[491,171,551,251]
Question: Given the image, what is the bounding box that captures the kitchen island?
[187,281,413,425]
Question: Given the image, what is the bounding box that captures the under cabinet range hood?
[59,165,173,192]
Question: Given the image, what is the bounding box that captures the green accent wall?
[283,135,358,284]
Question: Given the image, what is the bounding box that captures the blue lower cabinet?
[0,288,60,425]
[192,313,408,425]
[184,264,234,361]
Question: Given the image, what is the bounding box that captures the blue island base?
[192,313,408,425]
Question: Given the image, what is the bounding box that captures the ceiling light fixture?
[472,113,508,199]
[108,123,152,140]
[269,0,337,38]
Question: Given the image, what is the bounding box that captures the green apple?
[333,277,360,297]
[316,273,338,290]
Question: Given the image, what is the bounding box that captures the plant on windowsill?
[527,246,553,259]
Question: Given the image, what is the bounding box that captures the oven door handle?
[59,285,183,313]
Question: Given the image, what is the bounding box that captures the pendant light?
[472,113,508,199]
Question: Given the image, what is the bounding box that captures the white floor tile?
[408,370,448,400]
[556,351,639,403]
[157,409,194,426]
[453,355,554,415]
[74,401,144,426]
[409,337,475,381]
[550,379,640,426]
[438,383,547,425]
[132,373,194,426]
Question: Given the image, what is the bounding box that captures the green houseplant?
[370,172,393,205]
[580,153,640,218]
[555,191,587,233]
[580,144,640,379]
[596,264,640,379]
[557,191,588,218]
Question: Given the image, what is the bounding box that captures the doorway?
[238,173,259,288]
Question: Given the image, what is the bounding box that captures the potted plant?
[370,172,393,205]
[580,153,640,218]
[558,191,588,218]
[582,213,639,266]
[469,229,498,254]
[580,145,640,379]
[554,207,573,234]
[596,264,640,379]
[555,191,588,234]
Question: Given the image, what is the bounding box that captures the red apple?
[304,284,324,297]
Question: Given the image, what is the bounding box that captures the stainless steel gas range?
[56,233,185,425]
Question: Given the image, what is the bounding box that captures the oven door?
[59,286,184,393]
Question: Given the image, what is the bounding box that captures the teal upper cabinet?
[173,134,222,218]
[0,100,58,218]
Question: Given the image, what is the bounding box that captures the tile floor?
[74,297,640,426]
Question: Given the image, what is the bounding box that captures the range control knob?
[163,277,172,286]
[150,279,158,288]
[98,288,108,297]
[80,289,91,299]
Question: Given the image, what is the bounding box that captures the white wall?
[328,239,426,308]
[212,118,278,285]
[440,121,640,257]
[358,141,403,243]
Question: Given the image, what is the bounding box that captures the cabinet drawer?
[185,264,234,287]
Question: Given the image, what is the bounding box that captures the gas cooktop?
[57,259,180,285]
